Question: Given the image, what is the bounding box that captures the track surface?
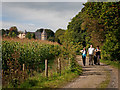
[63,55,118,88]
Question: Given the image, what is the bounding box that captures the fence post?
[45,59,48,77]
[69,58,71,66]
[23,64,25,71]
[57,58,61,75]
[22,64,25,79]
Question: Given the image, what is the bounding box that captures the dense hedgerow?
[2,38,62,86]
[2,38,82,87]
[2,39,61,71]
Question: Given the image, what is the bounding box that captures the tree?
[8,32,12,37]
[9,26,19,35]
[102,31,120,61]
[31,33,35,39]
[25,32,31,39]
[12,32,17,37]
[48,37,55,42]
[55,29,65,38]
[45,29,55,40]
[1,29,6,36]
[36,28,43,33]
[6,29,9,35]
[61,2,120,61]
[55,28,65,44]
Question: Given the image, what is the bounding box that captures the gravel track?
[63,55,118,89]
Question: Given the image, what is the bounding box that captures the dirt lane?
[63,55,118,88]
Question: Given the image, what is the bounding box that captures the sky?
[1,2,86,32]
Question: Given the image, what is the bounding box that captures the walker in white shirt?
[88,47,94,55]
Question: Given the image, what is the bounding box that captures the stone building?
[41,29,47,40]
[35,32,41,39]
[18,33,25,39]
[18,29,47,40]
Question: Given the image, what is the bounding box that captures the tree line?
[0,26,65,42]
[56,2,120,61]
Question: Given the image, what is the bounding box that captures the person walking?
[88,45,94,65]
[80,47,87,66]
[94,54,97,65]
[95,46,101,65]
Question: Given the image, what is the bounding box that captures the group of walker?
[80,45,101,66]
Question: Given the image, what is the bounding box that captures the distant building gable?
[41,29,47,40]
[18,30,47,40]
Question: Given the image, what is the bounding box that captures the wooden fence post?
[22,64,25,79]
[23,64,25,71]
[69,58,71,66]
[45,59,48,77]
[57,58,61,75]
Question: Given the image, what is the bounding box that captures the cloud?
[2,21,40,32]
[2,2,85,32]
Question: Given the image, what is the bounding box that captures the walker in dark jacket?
[95,46,101,65]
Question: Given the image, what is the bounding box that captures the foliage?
[48,36,55,42]
[102,32,120,61]
[2,38,61,71]
[2,38,61,87]
[12,32,17,37]
[8,32,17,37]
[36,28,43,33]
[55,29,65,44]
[31,33,36,39]
[2,59,28,88]
[100,59,119,69]
[70,55,82,75]
[25,32,36,39]
[60,41,82,73]
[19,41,82,88]
[9,26,19,35]
[1,26,19,37]
[63,2,120,61]
[2,37,82,88]
[25,32,32,39]
[20,68,81,88]
[83,2,120,61]
[0,29,6,36]
[100,2,120,61]
[45,29,55,40]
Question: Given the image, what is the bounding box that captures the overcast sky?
[1,2,86,32]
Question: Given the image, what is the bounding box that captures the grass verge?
[19,68,82,88]
[100,59,120,69]
[97,70,110,89]
[4,55,82,88]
